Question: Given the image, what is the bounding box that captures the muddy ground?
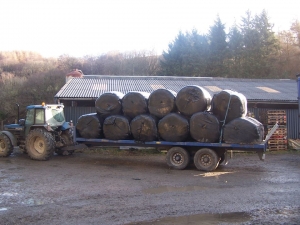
[0,148,300,225]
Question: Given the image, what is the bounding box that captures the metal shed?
[54,75,299,140]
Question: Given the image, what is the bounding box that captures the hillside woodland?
[0,10,299,123]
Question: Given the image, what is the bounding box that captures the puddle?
[8,167,25,171]
[0,192,18,197]
[12,179,25,183]
[128,211,251,225]
[143,185,207,194]
[194,172,234,177]
[22,198,54,206]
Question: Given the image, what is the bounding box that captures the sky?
[0,0,299,58]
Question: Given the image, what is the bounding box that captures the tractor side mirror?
[19,119,25,126]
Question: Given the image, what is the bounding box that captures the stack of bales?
[76,86,264,144]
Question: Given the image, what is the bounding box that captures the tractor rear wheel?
[0,133,13,157]
[25,129,55,161]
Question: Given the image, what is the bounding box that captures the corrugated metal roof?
[55,75,298,103]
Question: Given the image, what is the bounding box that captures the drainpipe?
[297,74,300,138]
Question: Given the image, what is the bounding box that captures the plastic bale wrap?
[130,114,157,142]
[211,89,247,124]
[176,85,212,117]
[223,117,264,144]
[148,89,177,118]
[103,115,131,140]
[76,113,102,138]
[190,112,220,143]
[122,92,150,120]
[158,113,189,142]
[95,92,124,118]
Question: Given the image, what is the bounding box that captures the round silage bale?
[190,112,220,143]
[211,89,247,124]
[223,117,264,144]
[76,113,102,138]
[130,114,157,142]
[148,89,176,118]
[103,115,130,140]
[95,92,124,118]
[176,85,211,117]
[122,92,150,119]
[158,113,189,142]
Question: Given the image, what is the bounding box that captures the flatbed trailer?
[73,123,279,172]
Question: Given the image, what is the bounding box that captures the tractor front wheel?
[25,129,55,161]
[0,133,13,157]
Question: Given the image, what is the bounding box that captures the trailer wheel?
[25,129,55,161]
[194,148,219,172]
[0,133,13,157]
[166,147,190,170]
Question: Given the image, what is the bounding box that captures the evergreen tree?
[207,16,228,77]
[228,24,244,77]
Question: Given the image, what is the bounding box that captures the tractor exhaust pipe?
[16,103,19,123]
[297,74,300,138]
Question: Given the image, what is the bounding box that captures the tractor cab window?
[45,106,65,126]
[35,109,45,124]
[25,109,34,125]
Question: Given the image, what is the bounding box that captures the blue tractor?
[0,103,75,160]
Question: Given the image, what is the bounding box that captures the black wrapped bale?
[76,113,102,138]
[176,85,212,117]
[158,113,189,142]
[211,89,247,124]
[95,92,124,118]
[148,89,176,118]
[223,117,264,144]
[122,92,150,119]
[130,114,157,142]
[190,112,220,143]
[103,115,130,140]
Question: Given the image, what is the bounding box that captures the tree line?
[0,10,299,123]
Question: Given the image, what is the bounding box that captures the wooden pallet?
[268,140,287,145]
[267,110,286,115]
[268,145,287,151]
[267,110,286,125]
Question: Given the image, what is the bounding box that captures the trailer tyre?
[25,129,55,161]
[166,147,190,170]
[0,133,13,157]
[194,148,219,172]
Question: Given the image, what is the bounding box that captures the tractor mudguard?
[61,122,71,131]
[0,131,17,146]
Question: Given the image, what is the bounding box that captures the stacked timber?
[76,86,264,145]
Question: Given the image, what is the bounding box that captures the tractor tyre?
[56,130,74,156]
[0,133,13,157]
[25,129,55,161]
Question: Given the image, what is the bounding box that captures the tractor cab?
[4,103,71,137]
